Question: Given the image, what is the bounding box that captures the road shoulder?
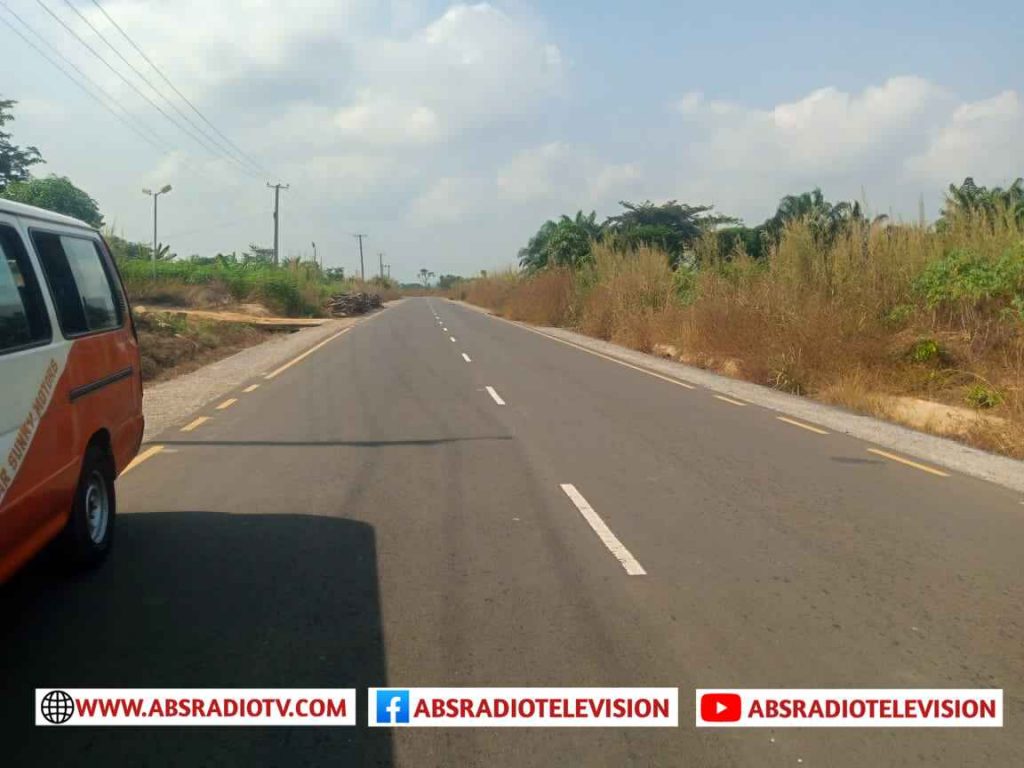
[141,304,393,441]
[452,299,1024,494]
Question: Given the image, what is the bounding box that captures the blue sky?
[1,0,1021,281]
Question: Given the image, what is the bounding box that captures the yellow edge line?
[777,416,829,435]
[180,416,210,432]
[714,394,748,407]
[867,448,950,477]
[487,313,697,391]
[243,384,260,393]
[265,327,352,380]
[216,398,238,410]
[121,444,163,475]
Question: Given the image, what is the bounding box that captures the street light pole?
[311,241,318,269]
[142,184,172,278]
[267,182,289,266]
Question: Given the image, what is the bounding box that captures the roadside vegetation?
[133,311,271,382]
[3,97,400,382]
[452,180,1024,458]
[114,247,356,316]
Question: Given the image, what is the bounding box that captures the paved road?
[3,297,1022,766]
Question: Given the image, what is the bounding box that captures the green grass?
[117,259,355,317]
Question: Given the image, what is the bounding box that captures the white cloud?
[679,76,947,174]
[343,3,565,144]
[497,142,640,206]
[906,90,1024,183]
[407,176,485,224]
[81,0,361,94]
[672,77,1023,222]
[297,153,402,186]
[334,95,442,145]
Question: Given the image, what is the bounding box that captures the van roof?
[0,198,95,230]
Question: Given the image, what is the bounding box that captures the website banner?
[696,689,1003,728]
[35,688,357,726]
[368,687,678,727]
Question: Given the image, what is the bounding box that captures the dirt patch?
[134,311,281,384]
[881,396,1007,437]
[134,304,327,329]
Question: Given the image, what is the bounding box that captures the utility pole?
[385,264,391,279]
[267,182,289,265]
[353,234,367,281]
[311,241,318,269]
[378,252,384,280]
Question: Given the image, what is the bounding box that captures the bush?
[117,259,349,317]
[915,244,1024,309]
[965,384,1004,409]
[908,339,942,364]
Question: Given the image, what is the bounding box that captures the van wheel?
[61,444,116,568]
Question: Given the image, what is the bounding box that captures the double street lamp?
[142,184,172,277]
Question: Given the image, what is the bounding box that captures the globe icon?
[41,690,74,724]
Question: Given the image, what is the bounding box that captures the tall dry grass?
[576,244,677,351]
[503,267,576,326]
[459,269,521,313]
[459,208,1024,457]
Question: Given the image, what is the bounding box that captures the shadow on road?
[157,436,513,448]
[0,511,392,767]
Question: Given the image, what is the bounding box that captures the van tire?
[60,444,116,568]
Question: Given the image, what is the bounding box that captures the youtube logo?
[700,692,742,723]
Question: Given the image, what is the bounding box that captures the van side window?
[32,231,123,336]
[0,224,52,354]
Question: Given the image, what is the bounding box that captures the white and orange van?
[0,199,143,582]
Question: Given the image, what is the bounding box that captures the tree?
[247,243,275,263]
[0,98,44,191]
[518,211,601,272]
[1,175,103,227]
[518,219,558,271]
[941,177,1024,226]
[436,274,462,290]
[104,230,146,261]
[545,216,593,268]
[417,268,435,286]
[715,225,767,260]
[603,200,735,267]
[765,188,884,246]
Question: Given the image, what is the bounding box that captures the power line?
[1,2,251,195]
[87,0,270,178]
[33,0,260,179]
[0,2,171,156]
[60,0,263,178]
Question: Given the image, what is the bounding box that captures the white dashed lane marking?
[560,483,646,576]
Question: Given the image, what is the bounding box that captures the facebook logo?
[376,690,410,724]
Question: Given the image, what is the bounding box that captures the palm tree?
[518,219,558,272]
[603,200,734,266]
[942,177,1024,225]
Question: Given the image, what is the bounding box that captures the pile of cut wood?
[325,292,382,317]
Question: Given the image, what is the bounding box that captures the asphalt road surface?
[3,297,1022,766]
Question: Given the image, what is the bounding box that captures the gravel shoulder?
[142,305,394,442]
[453,299,1024,494]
